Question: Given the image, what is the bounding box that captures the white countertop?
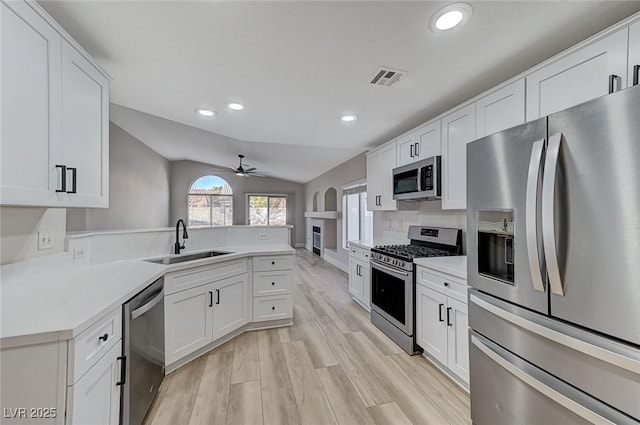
[347,240,375,250]
[0,244,294,348]
[414,256,467,280]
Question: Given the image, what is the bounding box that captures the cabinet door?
[61,40,109,208]
[446,297,469,383]
[414,120,441,160]
[165,284,214,365]
[476,79,525,138]
[66,341,121,425]
[367,141,397,211]
[441,103,475,210]
[526,28,628,121]
[360,261,371,307]
[396,133,418,167]
[348,259,364,299]
[415,285,448,365]
[0,1,62,206]
[212,274,248,341]
[629,21,640,88]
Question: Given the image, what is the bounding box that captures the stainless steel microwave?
[392,156,441,201]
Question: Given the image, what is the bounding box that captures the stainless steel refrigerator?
[467,85,640,424]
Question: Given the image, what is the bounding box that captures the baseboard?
[323,254,348,273]
[421,351,470,392]
[294,242,306,248]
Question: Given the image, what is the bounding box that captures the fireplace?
[312,226,321,256]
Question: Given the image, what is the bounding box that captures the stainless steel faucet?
[174,219,189,254]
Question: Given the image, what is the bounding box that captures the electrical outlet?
[258,233,268,240]
[38,230,54,250]
[73,248,86,259]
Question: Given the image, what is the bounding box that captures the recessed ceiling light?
[195,107,215,117]
[341,114,358,122]
[429,3,472,32]
[227,102,245,111]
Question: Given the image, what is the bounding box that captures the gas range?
[370,226,462,271]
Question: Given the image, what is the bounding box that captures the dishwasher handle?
[130,289,164,320]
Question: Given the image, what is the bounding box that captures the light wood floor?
[144,249,471,425]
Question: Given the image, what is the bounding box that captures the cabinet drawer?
[253,255,293,272]
[253,295,293,322]
[68,307,121,384]
[253,270,293,296]
[165,258,248,295]
[348,245,371,262]
[416,267,467,303]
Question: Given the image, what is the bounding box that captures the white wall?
[67,122,171,231]
[374,201,467,252]
[169,160,305,247]
[0,207,66,265]
[304,153,367,268]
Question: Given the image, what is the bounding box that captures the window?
[342,184,372,249]
[248,195,287,226]
[188,175,233,227]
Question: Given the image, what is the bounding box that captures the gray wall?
[170,160,305,247]
[67,122,171,231]
[304,153,367,267]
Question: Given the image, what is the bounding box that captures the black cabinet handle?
[116,356,126,386]
[410,144,414,158]
[609,74,620,94]
[272,306,276,310]
[215,289,220,305]
[446,307,453,326]
[272,282,275,286]
[438,304,444,322]
[271,261,275,265]
[444,282,450,287]
[55,165,66,193]
[67,167,77,194]
[633,65,639,87]
[98,333,109,342]
[209,291,213,307]
[414,142,419,157]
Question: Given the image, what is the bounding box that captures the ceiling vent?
[369,67,407,87]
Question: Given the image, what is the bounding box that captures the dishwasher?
[121,277,165,425]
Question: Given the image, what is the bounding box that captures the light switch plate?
[38,230,54,250]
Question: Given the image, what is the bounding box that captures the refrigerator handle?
[471,335,618,425]
[525,139,546,292]
[542,133,565,296]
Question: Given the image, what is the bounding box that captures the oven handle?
[371,260,410,277]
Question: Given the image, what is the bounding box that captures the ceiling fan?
[211,154,268,177]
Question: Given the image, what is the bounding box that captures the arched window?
[188,175,233,227]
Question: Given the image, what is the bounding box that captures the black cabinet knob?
[271,261,275,265]
[99,333,109,342]
[271,306,276,310]
[444,282,450,287]
[272,282,275,285]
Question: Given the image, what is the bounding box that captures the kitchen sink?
[146,250,230,265]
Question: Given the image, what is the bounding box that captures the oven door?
[370,260,413,335]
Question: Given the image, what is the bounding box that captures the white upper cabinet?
[397,121,441,167]
[441,104,475,210]
[367,141,397,211]
[475,79,525,138]
[526,28,628,121]
[629,21,640,87]
[0,0,109,208]
[0,1,61,206]
[61,40,109,208]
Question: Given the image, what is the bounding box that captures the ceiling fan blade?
[244,167,257,172]
[247,172,268,177]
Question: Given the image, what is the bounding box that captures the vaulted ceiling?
[39,1,640,183]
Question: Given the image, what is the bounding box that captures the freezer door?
[470,332,637,425]
[546,85,640,346]
[467,118,548,314]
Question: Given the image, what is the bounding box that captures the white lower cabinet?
[252,255,294,322]
[66,341,121,425]
[416,266,469,385]
[348,244,371,310]
[165,274,248,365]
